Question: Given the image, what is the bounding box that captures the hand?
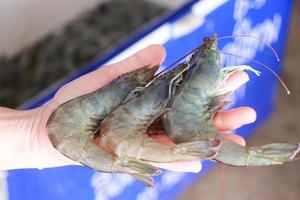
[0,45,256,173]
[151,70,256,172]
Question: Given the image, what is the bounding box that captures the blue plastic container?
[5,0,292,199]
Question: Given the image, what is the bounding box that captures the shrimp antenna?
[217,34,280,62]
[154,48,196,77]
[284,156,300,162]
[147,51,194,88]
[155,35,217,77]
[220,51,290,95]
[292,157,300,161]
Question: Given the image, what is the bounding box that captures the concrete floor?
[179,1,300,200]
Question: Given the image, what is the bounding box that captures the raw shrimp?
[99,62,221,163]
[46,66,160,186]
[163,35,300,166]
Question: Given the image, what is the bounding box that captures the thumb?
[52,44,166,105]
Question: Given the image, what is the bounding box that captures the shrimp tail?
[215,139,300,166]
[245,143,300,165]
[130,173,154,187]
[120,156,161,175]
[175,138,221,160]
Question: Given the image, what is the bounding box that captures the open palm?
[1,45,256,172]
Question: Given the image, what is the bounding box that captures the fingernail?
[188,162,202,173]
[236,73,250,88]
[223,72,250,92]
[242,109,257,125]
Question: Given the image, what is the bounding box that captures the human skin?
[0,45,256,172]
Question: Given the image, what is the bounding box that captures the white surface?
[0,172,8,200]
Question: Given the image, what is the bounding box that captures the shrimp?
[99,61,221,164]
[46,66,160,186]
[163,35,300,166]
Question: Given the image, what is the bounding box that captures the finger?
[222,71,249,93]
[53,45,166,104]
[115,44,166,75]
[222,133,246,146]
[70,44,166,90]
[213,107,256,131]
[150,160,202,173]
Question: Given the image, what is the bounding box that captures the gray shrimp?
[99,62,221,164]
[46,66,160,186]
[163,35,300,166]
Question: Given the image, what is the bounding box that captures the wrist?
[0,105,79,170]
[0,107,43,170]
